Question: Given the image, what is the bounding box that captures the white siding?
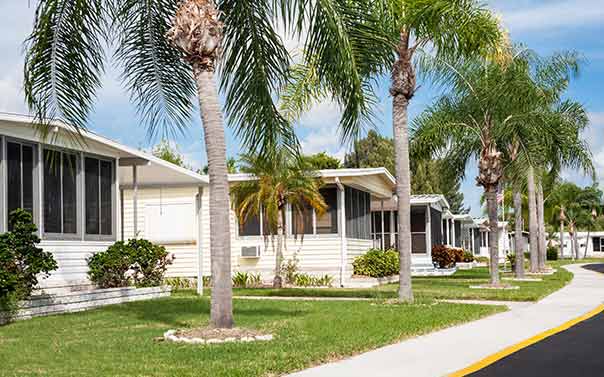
[38,240,113,288]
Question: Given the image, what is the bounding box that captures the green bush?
[87,239,172,289]
[87,241,133,288]
[282,253,300,285]
[462,251,475,263]
[0,210,58,318]
[547,246,559,261]
[129,239,172,287]
[506,253,516,269]
[475,256,489,264]
[431,245,457,269]
[293,273,334,287]
[352,249,399,278]
[164,277,196,290]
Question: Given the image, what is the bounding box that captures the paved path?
[287,264,604,377]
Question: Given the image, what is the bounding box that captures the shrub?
[87,241,132,288]
[452,248,464,263]
[506,253,516,270]
[88,239,172,289]
[0,210,57,318]
[352,249,399,278]
[462,251,475,263]
[232,272,250,288]
[293,273,333,287]
[431,245,457,269]
[202,276,212,287]
[248,273,262,288]
[475,256,489,264]
[164,277,196,290]
[129,239,173,287]
[547,246,559,261]
[282,253,300,285]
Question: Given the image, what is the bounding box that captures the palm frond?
[111,0,197,140]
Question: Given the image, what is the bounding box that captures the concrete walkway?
[287,264,604,377]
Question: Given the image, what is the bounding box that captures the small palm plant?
[231,150,327,288]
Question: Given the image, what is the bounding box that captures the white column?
[389,209,395,249]
[132,165,138,238]
[425,205,432,255]
[337,180,347,287]
[471,228,475,254]
[115,157,121,241]
[380,200,385,250]
[451,219,457,247]
[196,186,204,295]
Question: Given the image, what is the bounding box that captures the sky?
[0,0,603,216]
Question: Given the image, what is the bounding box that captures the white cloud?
[491,0,604,33]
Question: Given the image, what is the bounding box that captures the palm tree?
[411,48,585,286]
[231,150,327,288]
[24,0,376,328]
[283,0,503,301]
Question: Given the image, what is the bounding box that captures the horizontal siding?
[346,238,372,276]
[38,240,114,288]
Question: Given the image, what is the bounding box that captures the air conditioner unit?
[241,245,261,258]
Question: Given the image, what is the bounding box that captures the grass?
[0,294,503,377]
[230,259,604,302]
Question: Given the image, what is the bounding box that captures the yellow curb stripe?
[448,304,604,377]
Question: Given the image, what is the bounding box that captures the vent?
[241,246,261,258]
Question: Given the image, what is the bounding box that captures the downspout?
[336,178,347,287]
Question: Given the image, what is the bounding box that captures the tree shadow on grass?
[101,296,309,328]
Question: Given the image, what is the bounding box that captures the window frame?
[83,153,117,241]
[0,135,4,233]
[41,147,82,240]
[3,136,40,232]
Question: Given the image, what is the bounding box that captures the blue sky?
[0,0,602,216]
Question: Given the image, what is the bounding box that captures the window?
[292,203,312,235]
[345,187,371,239]
[411,206,427,254]
[316,188,338,234]
[6,141,35,229]
[43,150,78,234]
[85,157,114,236]
[145,202,195,242]
[239,213,261,236]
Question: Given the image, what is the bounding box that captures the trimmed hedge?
[353,249,399,278]
[432,245,465,268]
[547,246,559,261]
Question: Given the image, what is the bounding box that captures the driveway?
[287,263,604,377]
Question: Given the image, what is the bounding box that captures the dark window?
[293,203,313,235]
[372,212,382,234]
[431,208,442,247]
[411,207,426,233]
[85,157,113,236]
[6,142,35,229]
[43,150,78,234]
[239,213,261,236]
[316,188,338,234]
[345,187,371,239]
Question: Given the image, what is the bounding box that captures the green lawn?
[231,259,603,302]
[0,294,503,377]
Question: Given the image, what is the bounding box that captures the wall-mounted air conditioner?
[241,245,261,258]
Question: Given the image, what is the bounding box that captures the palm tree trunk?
[536,180,547,270]
[193,66,233,329]
[583,228,591,259]
[527,167,539,273]
[559,220,565,258]
[513,186,525,279]
[486,186,501,285]
[273,208,285,288]
[391,31,415,303]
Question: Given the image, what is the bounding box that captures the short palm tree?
[231,151,327,288]
[24,0,376,328]
[282,0,504,302]
[411,48,585,285]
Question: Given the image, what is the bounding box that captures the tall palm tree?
[24,0,375,328]
[282,0,503,301]
[411,48,584,286]
[231,150,327,288]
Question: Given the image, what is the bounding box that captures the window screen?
[345,186,371,239]
[293,203,313,235]
[85,157,113,236]
[6,142,35,229]
[43,150,78,234]
[316,188,338,234]
[239,213,261,236]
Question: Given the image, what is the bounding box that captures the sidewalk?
[287,263,604,377]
